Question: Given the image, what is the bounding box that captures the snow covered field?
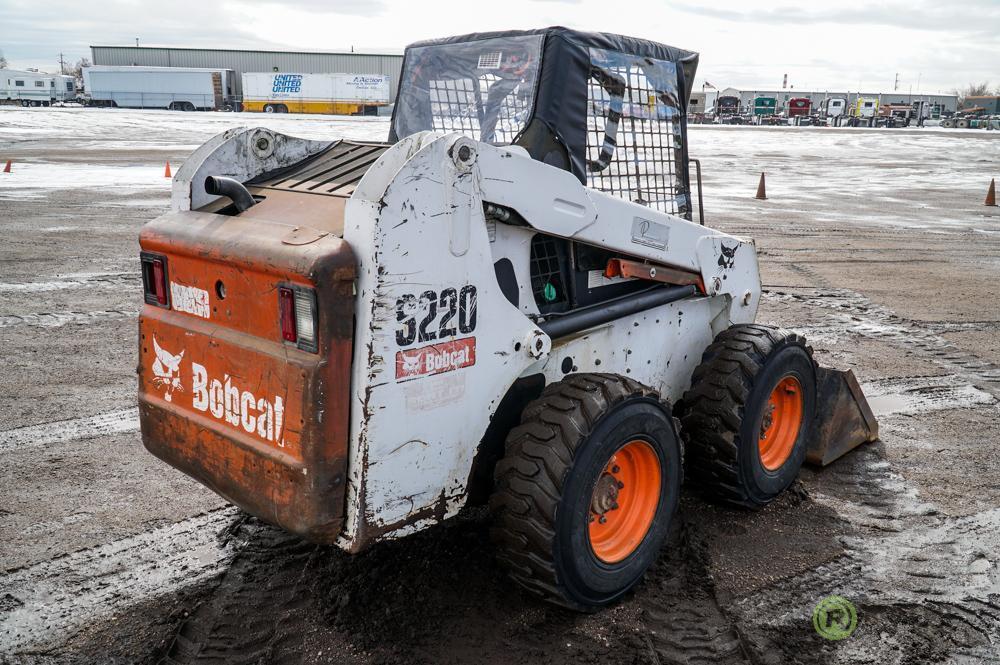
[1,105,998,231]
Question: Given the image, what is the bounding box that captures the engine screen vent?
[529,234,568,312]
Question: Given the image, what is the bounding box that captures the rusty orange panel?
[138,210,356,543]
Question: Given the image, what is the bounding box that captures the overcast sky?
[2,0,997,93]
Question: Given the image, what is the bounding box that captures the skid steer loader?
[138,27,877,610]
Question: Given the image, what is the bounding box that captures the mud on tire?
[490,373,682,610]
[680,324,816,508]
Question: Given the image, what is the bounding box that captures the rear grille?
[252,140,389,198]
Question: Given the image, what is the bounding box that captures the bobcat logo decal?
[151,335,185,402]
[718,243,738,270]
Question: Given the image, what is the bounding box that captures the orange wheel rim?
[758,375,804,471]
[588,440,661,564]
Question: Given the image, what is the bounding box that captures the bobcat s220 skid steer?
[138,28,877,609]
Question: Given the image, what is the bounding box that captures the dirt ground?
[1,107,999,665]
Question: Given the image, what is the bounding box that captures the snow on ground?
[0,162,169,197]
[0,105,389,149]
[1,106,998,232]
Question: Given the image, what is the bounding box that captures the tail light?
[278,285,318,352]
[141,252,169,307]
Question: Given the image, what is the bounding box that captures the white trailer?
[82,66,234,111]
[241,72,390,115]
[52,74,77,102]
[1,69,56,106]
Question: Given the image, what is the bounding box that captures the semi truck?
[818,97,847,123]
[82,66,235,111]
[714,95,742,123]
[241,72,391,115]
[752,96,776,115]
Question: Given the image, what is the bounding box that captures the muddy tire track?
[0,509,240,654]
[155,519,321,665]
[767,288,1000,391]
[0,272,140,293]
[0,309,137,329]
[639,522,751,665]
[0,408,139,454]
[722,430,1000,664]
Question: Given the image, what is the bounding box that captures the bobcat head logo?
[151,335,185,402]
[718,243,738,270]
[401,353,422,375]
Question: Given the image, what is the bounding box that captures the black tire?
[680,324,816,509]
[490,373,682,610]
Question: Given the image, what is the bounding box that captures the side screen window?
[393,35,543,144]
[585,48,689,217]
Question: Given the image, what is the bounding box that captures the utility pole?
[136,37,140,47]
[894,73,899,91]
[59,52,66,74]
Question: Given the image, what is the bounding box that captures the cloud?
[672,2,1000,36]
[235,0,388,16]
[0,0,996,92]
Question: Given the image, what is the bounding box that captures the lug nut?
[617,481,624,489]
[611,465,620,474]
[599,515,607,524]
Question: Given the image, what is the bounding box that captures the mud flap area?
[805,367,879,466]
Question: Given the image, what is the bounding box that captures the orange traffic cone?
[755,172,767,200]
[164,161,172,178]
[2,159,11,173]
[986,178,997,207]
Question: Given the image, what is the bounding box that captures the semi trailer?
[241,72,391,115]
[82,66,235,111]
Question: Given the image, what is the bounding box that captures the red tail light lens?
[278,285,318,352]
[279,287,297,343]
[152,260,167,304]
[141,252,169,308]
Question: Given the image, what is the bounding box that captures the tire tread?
[490,373,659,609]
[679,324,812,508]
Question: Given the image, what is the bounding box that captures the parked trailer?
[82,66,235,111]
[52,74,77,102]
[960,96,1000,115]
[1,69,57,106]
[241,72,391,115]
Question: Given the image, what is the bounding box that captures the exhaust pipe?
[204,176,256,213]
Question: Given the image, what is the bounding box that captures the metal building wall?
[91,46,404,97]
